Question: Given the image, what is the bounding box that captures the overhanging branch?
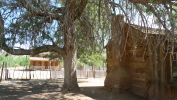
[0,42,65,56]
[0,10,65,56]
[74,0,88,20]
[1,35,64,56]
[17,0,63,21]
[129,0,173,4]
[142,4,169,30]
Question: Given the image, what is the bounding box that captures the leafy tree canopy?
[77,52,106,67]
[0,53,29,67]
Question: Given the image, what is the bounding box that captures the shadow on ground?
[0,79,148,100]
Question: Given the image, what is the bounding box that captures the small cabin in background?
[104,15,177,100]
[30,53,62,70]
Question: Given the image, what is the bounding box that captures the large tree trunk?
[62,23,79,92]
[62,46,79,92]
[62,24,80,92]
[62,1,79,91]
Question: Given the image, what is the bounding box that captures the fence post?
[5,62,8,80]
[0,62,5,82]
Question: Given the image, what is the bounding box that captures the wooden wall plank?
[132,84,148,97]
[132,78,147,87]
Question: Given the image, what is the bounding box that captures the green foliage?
[76,61,85,67]
[0,53,29,68]
[172,6,177,27]
[15,56,30,67]
[77,0,111,59]
[77,52,106,67]
[43,52,62,60]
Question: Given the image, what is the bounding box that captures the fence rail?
[0,69,106,80]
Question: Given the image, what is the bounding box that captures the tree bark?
[62,47,79,92]
[62,0,79,91]
[62,21,79,92]
[62,17,80,91]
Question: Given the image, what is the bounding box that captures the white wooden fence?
[0,69,106,80]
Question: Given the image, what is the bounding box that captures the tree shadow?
[0,79,63,100]
[0,79,148,100]
[64,86,148,100]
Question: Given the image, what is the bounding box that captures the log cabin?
[104,15,177,100]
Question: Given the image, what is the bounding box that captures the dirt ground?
[0,78,148,100]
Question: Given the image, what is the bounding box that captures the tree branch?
[0,10,65,56]
[129,0,172,4]
[17,0,63,21]
[74,0,88,20]
[69,0,77,11]
[0,14,4,34]
[1,32,65,56]
[142,4,169,31]
[1,42,65,56]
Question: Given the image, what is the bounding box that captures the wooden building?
[30,57,62,70]
[104,15,177,100]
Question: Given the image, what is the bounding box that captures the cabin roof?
[30,57,49,61]
[129,24,177,35]
[105,23,177,48]
[30,57,61,61]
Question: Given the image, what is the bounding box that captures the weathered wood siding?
[124,25,149,97]
[126,51,148,97]
[105,40,131,92]
[144,36,177,100]
[104,15,131,92]
[105,14,177,100]
[168,85,177,100]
